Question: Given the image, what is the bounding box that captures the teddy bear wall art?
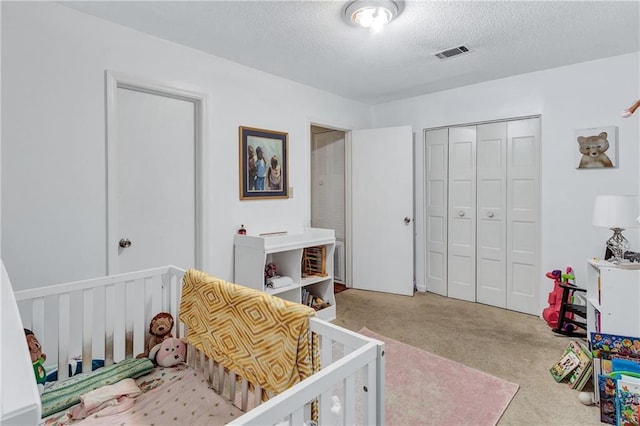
[575,126,617,169]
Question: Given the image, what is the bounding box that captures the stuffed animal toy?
[24,328,46,395]
[148,337,187,367]
[137,312,174,358]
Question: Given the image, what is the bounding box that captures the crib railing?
[230,318,386,426]
[15,265,185,382]
[15,266,385,425]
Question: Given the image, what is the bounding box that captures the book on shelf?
[550,349,581,383]
[300,288,330,311]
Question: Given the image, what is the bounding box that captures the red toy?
[542,267,575,329]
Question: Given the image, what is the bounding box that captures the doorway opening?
[310,125,347,285]
[310,124,414,296]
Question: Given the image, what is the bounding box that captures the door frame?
[307,121,415,291]
[105,70,208,274]
[307,120,352,284]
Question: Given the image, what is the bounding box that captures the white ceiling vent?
[434,45,470,60]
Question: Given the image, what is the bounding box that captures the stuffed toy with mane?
[136,312,174,358]
[24,328,46,394]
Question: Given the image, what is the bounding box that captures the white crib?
[2,263,385,425]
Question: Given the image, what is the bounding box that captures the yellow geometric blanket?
[178,269,316,394]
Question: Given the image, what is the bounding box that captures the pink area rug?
[359,327,519,426]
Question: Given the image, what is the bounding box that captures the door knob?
[119,238,132,248]
[487,212,494,218]
[404,217,411,224]
[458,211,465,217]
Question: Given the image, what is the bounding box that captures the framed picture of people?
[239,126,289,200]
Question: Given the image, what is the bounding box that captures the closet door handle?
[487,212,494,218]
[458,211,465,217]
[404,217,411,224]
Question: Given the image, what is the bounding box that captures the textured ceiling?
[61,1,640,105]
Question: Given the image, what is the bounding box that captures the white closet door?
[506,118,540,315]
[447,126,476,301]
[476,122,507,307]
[425,128,448,296]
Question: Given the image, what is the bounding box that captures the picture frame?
[239,126,289,199]
[575,125,618,169]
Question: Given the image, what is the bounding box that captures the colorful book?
[575,362,593,391]
[591,332,640,402]
[599,373,618,425]
[566,340,593,389]
[550,349,580,382]
[616,374,640,426]
[590,332,640,360]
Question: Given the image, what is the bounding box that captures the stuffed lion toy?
[136,312,174,358]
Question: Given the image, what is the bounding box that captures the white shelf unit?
[586,259,640,404]
[586,259,640,337]
[234,228,336,321]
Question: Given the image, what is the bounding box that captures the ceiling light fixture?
[344,0,403,33]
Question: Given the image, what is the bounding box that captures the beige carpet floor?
[333,289,600,425]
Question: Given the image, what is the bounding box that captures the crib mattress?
[43,364,244,425]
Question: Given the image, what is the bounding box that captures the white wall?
[3,2,639,318]
[1,2,372,290]
[0,1,2,262]
[372,52,640,313]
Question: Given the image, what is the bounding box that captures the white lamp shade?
[592,195,640,229]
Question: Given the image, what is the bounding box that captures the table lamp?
[592,195,640,261]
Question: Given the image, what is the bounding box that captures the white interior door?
[476,122,507,307]
[107,78,199,274]
[425,128,448,296]
[506,118,540,314]
[348,126,414,296]
[447,126,476,301]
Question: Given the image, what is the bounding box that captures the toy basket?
[302,246,326,277]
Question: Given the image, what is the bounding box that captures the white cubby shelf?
[234,228,336,321]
